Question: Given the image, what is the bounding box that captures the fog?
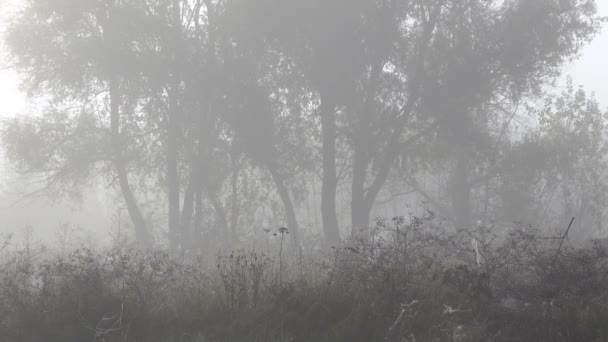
[1,0,607,252]
[6,1,608,341]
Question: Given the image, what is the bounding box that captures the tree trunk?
[350,63,380,234]
[192,188,204,254]
[320,96,340,246]
[167,0,182,251]
[109,78,152,247]
[351,144,374,233]
[351,195,373,233]
[167,91,181,250]
[211,194,231,248]
[349,10,439,234]
[182,124,208,251]
[180,172,196,251]
[194,189,203,233]
[449,149,472,230]
[229,156,240,243]
[267,164,300,243]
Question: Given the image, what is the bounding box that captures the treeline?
[1,0,606,251]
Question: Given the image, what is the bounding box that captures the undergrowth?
[1,214,607,341]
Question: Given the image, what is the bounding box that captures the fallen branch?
[551,217,575,268]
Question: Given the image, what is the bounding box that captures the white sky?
[0,0,27,118]
[567,0,608,106]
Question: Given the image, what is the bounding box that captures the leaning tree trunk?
[109,78,152,247]
[349,15,436,234]
[267,163,300,243]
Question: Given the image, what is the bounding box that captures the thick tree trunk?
[351,63,380,234]
[351,195,373,233]
[449,149,472,229]
[351,146,374,232]
[267,164,300,243]
[109,78,152,247]
[320,97,340,246]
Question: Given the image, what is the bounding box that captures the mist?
[1,0,608,341]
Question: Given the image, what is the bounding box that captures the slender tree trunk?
[180,172,196,251]
[109,78,152,247]
[352,115,438,233]
[267,164,300,242]
[320,96,340,246]
[167,91,181,250]
[194,189,203,232]
[193,188,204,254]
[167,0,182,250]
[311,175,320,230]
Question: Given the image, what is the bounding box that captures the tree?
[1,0,171,246]
[407,0,602,229]
[224,0,602,241]
[534,83,607,234]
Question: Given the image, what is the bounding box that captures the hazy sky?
[567,1,608,105]
[0,0,27,118]
[0,0,607,116]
